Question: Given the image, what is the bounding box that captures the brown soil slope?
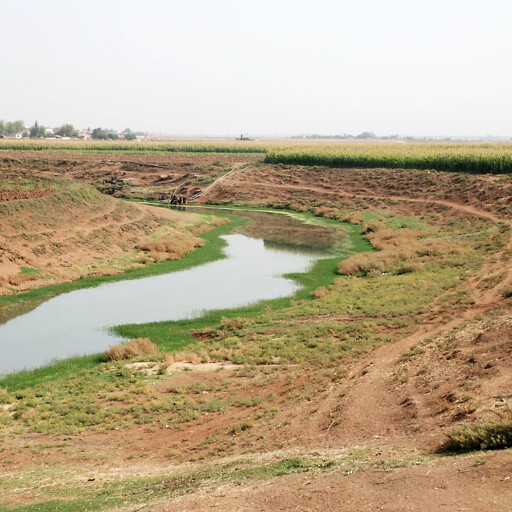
[0,168,201,295]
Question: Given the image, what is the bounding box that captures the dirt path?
[189,163,253,201]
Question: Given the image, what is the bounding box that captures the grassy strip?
[0,355,102,391]
[3,457,334,511]
[2,447,421,511]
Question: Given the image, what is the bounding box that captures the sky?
[1,0,512,137]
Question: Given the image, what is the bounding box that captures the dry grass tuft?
[342,212,363,225]
[165,352,203,364]
[136,233,204,264]
[313,286,329,299]
[313,206,338,219]
[102,338,160,361]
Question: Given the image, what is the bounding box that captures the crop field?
[265,141,512,174]
[3,138,512,173]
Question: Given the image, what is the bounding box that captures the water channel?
[0,210,344,374]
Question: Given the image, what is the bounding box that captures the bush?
[220,316,251,331]
[501,285,512,298]
[102,338,160,361]
[397,262,424,274]
[136,233,203,264]
[313,286,329,299]
[447,420,512,451]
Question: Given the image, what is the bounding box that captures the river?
[0,210,342,374]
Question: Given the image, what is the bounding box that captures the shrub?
[102,338,160,361]
[166,352,203,364]
[501,285,512,298]
[397,262,424,274]
[220,316,251,331]
[342,212,363,225]
[337,252,394,276]
[313,286,329,299]
[446,420,512,451]
[313,206,338,219]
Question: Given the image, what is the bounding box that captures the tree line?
[0,120,137,140]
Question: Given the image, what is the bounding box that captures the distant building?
[77,129,91,140]
[15,133,23,139]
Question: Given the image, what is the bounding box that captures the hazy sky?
[2,0,511,136]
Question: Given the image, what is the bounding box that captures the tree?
[91,128,108,140]
[5,120,25,135]
[56,124,76,137]
[107,132,118,140]
[30,121,45,138]
[355,131,376,140]
[0,120,4,136]
[123,128,137,140]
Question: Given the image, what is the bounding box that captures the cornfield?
[264,142,512,174]
[2,138,512,173]
[0,139,268,154]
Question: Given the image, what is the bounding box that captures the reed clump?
[136,233,204,264]
[102,338,160,361]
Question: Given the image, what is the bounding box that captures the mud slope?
[0,171,200,295]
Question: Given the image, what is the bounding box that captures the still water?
[0,225,331,374]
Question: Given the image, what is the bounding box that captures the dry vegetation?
[102,338,160,361]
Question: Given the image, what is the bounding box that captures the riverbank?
[0,212,245,387]
[0,209,368,390]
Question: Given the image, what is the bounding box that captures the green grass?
[0,355,102,392]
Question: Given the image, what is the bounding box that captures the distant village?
[0,120,145,141]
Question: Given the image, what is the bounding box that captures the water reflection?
[187,207,340,253]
